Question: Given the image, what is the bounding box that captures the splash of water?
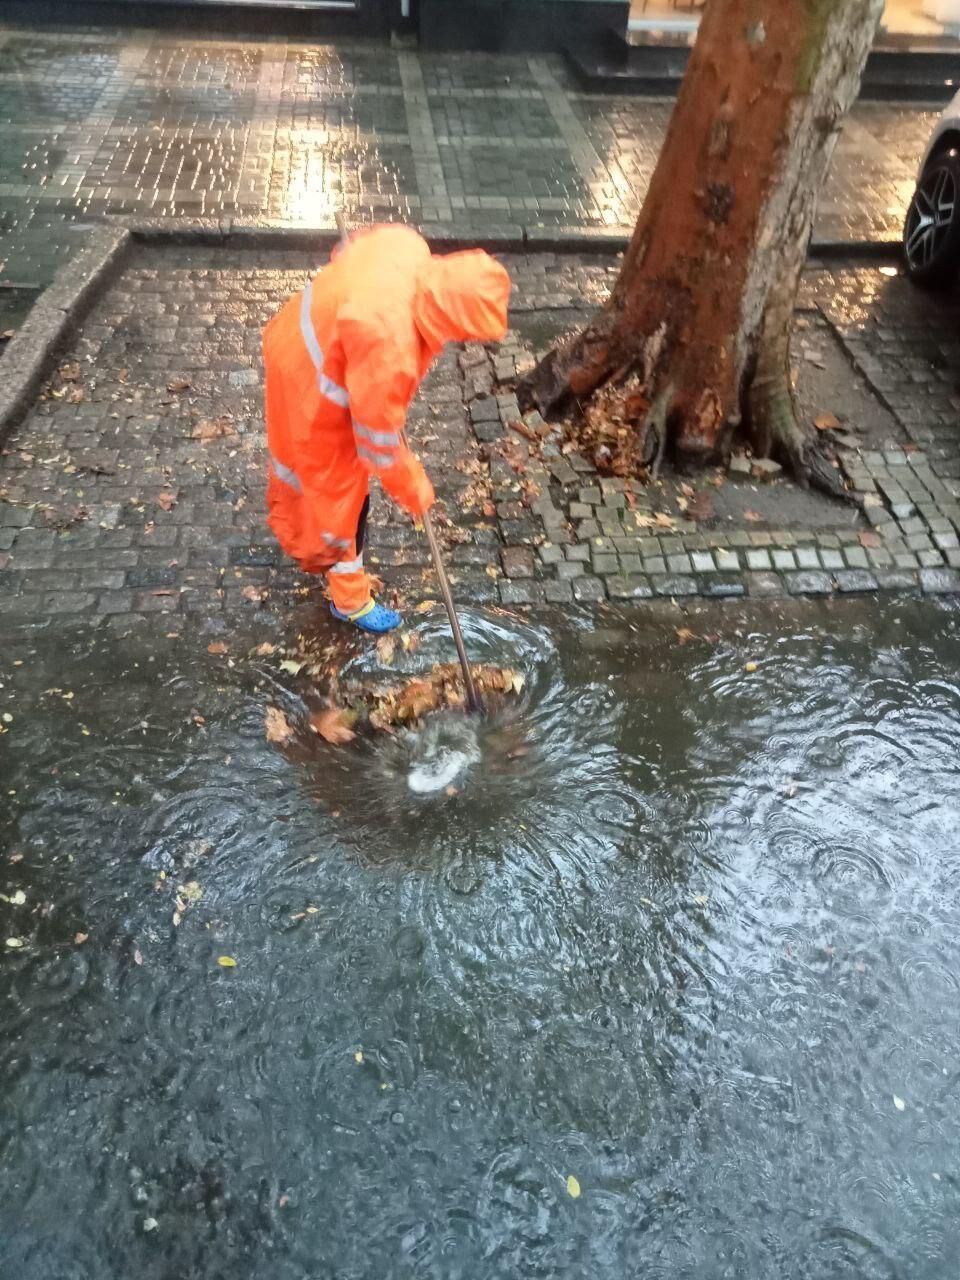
[404,714,483,794]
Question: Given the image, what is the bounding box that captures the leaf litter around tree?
[511,305,908,532]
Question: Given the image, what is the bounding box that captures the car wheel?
[904,149,960,289]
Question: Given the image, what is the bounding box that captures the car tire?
[904,148,960,290]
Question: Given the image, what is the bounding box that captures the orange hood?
[413,250,511,352]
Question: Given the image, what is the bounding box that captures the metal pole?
[334,214,482,714]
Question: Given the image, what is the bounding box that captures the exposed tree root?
[748,340,849,502]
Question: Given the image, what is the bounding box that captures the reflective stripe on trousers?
[269,452,351,550]
[329,554,364,575]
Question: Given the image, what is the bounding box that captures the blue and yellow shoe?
[330,599,402,634]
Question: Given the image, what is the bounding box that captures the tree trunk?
[519,0,884,492]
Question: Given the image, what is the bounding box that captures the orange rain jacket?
[262,225,511,574]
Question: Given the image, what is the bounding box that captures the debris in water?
[310,707,357,745]
[265,707,295,744]
[566,1175,581,1199]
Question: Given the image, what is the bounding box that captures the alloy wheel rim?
[905,163,957,271]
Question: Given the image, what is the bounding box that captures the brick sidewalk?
[1,245,958,631]
[0,23,938,294]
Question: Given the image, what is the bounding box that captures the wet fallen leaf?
[310,707,357,745]
[253,642,276,656]
[675,627,696,645]
[893,1094,906,1111]
[415,600,435,613]
[5,937,25,949]
[157,491,177,512]
[207,641,229,655]
[59,362,81,382]
[74,932,88,945]
[693,894,708,906]
[354,1050,363,1064]
[217,955,237,968]
[744,510,762,523]
[265,706,295,744]
[511,672,525,695]
[376,634,396,665]
[814,413,840,431]
[0,329,14,341]
[133,948,143,966]
[279,658,304,675]
[241,585,263,603]
[180,881,202,903]
[744,661,758,673]
[167,377,191,393]
[859,531,881,548]
[654,512,676,529]
[445,785,459,797]
[566,1175,581,1199]
[192,416,236,442]
[400,632,420,654]
[482,500,497,518]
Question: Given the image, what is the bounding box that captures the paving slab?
[0,20,939,298]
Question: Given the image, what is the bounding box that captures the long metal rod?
[420,507,482,713]
[335,213,482,713]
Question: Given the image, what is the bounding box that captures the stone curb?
[116,216,904,262]
[0,225,131,445]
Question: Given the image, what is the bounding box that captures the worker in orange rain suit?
[262,225,511,634]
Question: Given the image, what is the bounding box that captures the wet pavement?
[2,246,959,629]
[2,596,960,1278]
[0,23,941,290]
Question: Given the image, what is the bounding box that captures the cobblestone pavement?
[0,22,939,295]
[1,246,959,630]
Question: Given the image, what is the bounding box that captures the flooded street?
[1,598,959,1278]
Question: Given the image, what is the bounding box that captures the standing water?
[1,598,959,1279]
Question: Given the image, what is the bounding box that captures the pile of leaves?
[360,663,524,734]
[266,663,525,747]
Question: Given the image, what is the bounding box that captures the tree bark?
[519,0,885,492]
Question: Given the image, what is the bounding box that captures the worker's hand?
[404,456,435,518]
